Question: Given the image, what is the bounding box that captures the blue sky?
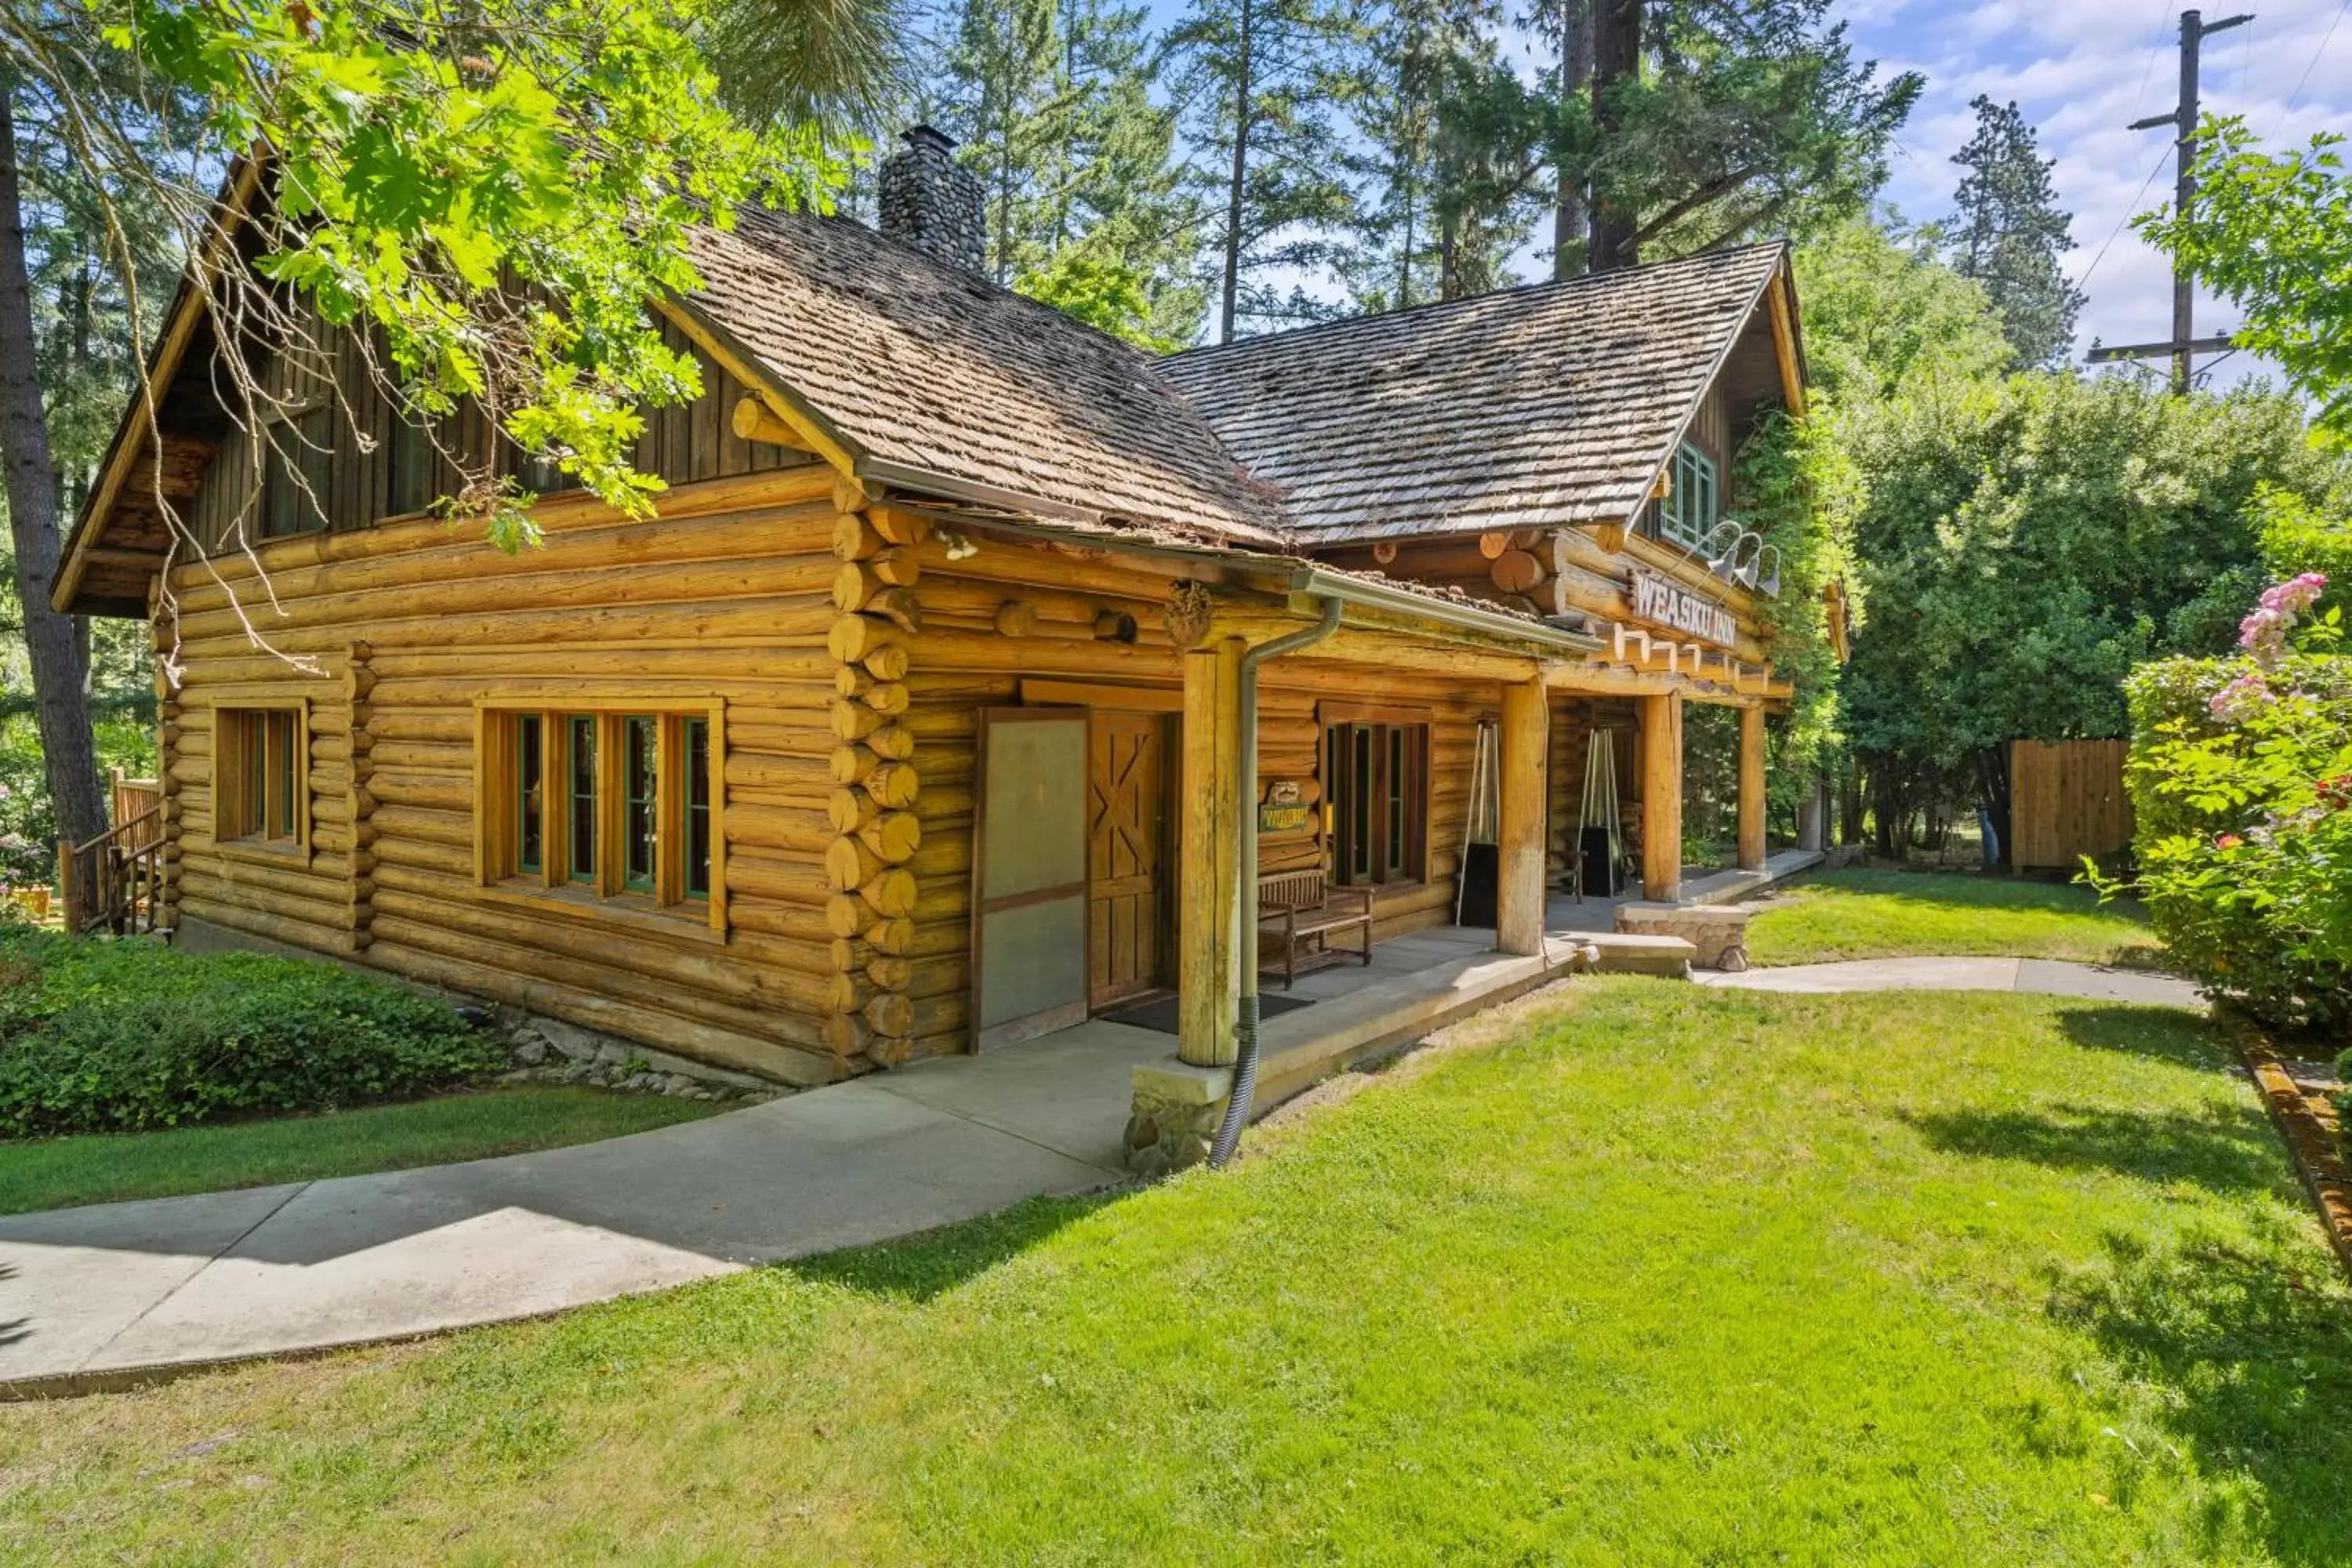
[1136,0,2352,381]
[1853,0,2350,384]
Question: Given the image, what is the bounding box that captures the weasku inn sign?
[1628,567,1737,649]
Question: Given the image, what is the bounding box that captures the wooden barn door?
[1087,712,1171,1009]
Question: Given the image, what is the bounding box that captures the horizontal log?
[175,558,841,644]
[169,509,841,621]
[360,924,844,1085]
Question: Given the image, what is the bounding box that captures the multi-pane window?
[1324,719,1428,887]
[1653,441,1719,550]
[482,707,718,921]
[260,408,333,539]
[218,707,307,849]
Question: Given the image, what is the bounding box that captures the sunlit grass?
[2,981,2343,1565]
[1748,866,2162,967]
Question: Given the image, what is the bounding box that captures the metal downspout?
[1208,596,1345,1168]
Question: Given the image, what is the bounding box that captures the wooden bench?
[1258,869,1374,988]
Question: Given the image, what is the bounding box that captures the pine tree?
[942,0,1060,285]
[1032,0,1204,343]
[1946,95,2085,370]
[1161,0,1363,341]
[935,0,1202,340]
[1342,0,1536,310]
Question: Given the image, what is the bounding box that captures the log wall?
[161,465,868,1087]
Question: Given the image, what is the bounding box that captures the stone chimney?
[877,125,986,277]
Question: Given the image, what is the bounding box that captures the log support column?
[1178,637,1243,1068]
[1640,691,1682,903]
[1497,679,1549,956]
[1737,705,1767,873]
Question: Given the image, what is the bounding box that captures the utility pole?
[2086,8,2251,392]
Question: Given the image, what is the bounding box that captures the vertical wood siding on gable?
[186,314,814,554]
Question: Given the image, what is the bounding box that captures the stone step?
[1560,930,1696,979]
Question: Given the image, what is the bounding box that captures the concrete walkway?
[0,931,2199,1395]
[1695,956,2207,1008]
[0,1024,1168,1395]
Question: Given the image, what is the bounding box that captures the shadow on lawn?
[2050,1229,2352,1564]
[1904,1102,2292,1196]
[2056,1006,2230,1071]
[786,1191,1126,1303]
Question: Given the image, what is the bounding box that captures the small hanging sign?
[1258,779,1310,833]
[1628,568,1737,648]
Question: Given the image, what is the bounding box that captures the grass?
[0,1087,721,1214]
[1747,866,2164,967]
[3,980,2347,1565]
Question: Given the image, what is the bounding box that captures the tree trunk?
[1218,0,1253,343]
[1551,0,1593,280]
[0,98,107,923]
[1588,0,1641,273]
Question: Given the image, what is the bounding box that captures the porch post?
[1640,691,1682,902]
[1497,678,1548,956]
[1737,705,1767,873]
[1178,637,1243,1067]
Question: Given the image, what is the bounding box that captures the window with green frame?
[484,707,717,916]
[1654,441,1719,550]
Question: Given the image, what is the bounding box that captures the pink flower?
[2209,672,2274,723]
[2216,833,2245,850]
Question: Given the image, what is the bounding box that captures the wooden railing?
[60,804,165,936]
[111,770,163,850]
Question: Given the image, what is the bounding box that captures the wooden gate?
[2009,739,2133,869]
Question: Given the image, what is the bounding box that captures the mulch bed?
[2220,1007,2352,1283]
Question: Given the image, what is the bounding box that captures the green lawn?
[5,981,2346,1565]
[0,1087,721,1214]
[1748,866,2163,967]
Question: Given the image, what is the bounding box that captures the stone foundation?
[1124,1060,1234,1178]
[1613,901,1758,971]
[496,1013,790,1104]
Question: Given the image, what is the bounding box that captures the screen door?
[971,707,1089,1050]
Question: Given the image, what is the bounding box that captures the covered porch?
[922,838,1817,1180]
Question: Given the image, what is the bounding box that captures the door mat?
[1100,992,1316,1036]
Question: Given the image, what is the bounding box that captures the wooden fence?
[2009,739,2133,870]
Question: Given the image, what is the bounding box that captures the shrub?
[2121,645,2352,1029]
[0,927,503,1138]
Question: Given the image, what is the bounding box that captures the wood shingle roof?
[1157,244,1789,544]
[681,208,1290,546]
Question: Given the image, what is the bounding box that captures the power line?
[2271,0,2351,133]
[2078,144,2174,291]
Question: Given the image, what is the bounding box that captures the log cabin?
[58,126,1831,1165]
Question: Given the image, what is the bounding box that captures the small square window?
[217,706,307,849]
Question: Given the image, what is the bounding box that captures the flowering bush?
[2117,576,2352,1028]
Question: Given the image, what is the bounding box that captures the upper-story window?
[1654,442,1719,550]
